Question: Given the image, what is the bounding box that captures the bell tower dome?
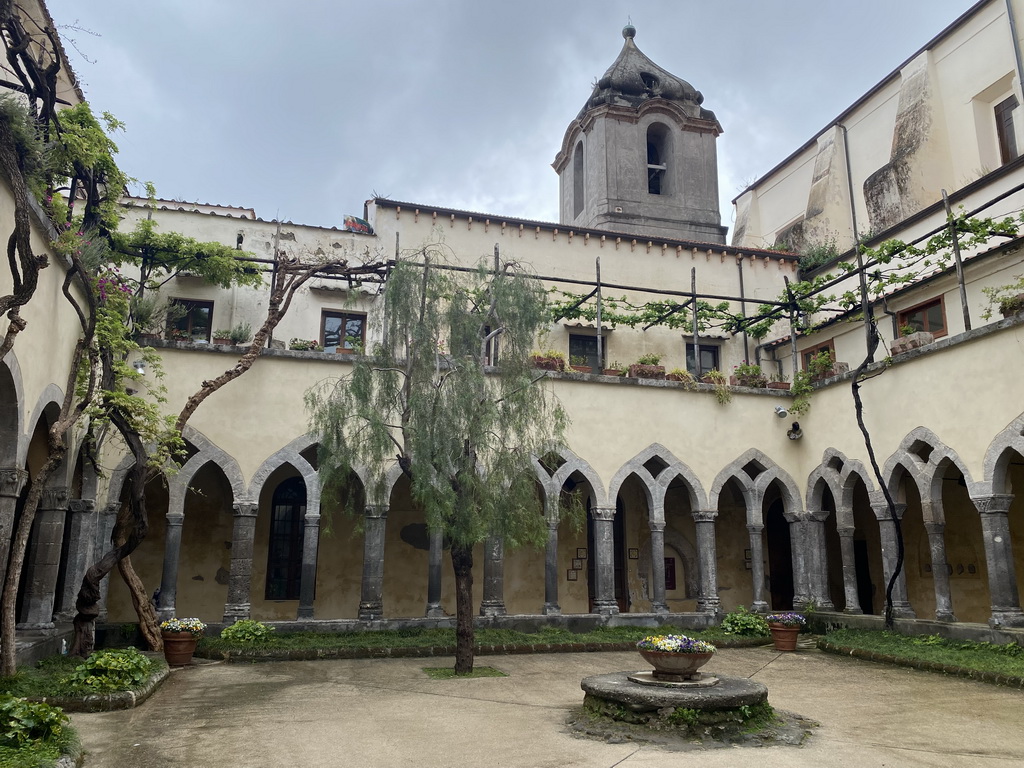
[553,25,726,243]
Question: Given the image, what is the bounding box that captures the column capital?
[871,502,907,521]
[68,498,96,514]
[0,468,28,498]
[233,502,259,517]
[691,510,717,523]
[923,521,946,535]
[39,487,69,510]
[746,523,763,535]
[972,494,1014,516]
[102,502,120,516]
[648,521,665,533]
[165,511,185,526]
[836,525,855,537]
[591,506,615,522]
[806,508,830,523]
[364,504,389,519]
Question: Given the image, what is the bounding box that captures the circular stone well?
[582,671,767,713]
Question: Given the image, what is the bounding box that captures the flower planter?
[602,368,625,377]
[161,631,200,666]
[530,355,565,372]
[570,365,592,374]
[768,623,800,651]
[810,361,849,382]
[999,293,1024,317]
[638,650,713,681]
[890,330,934,356]
[213,336,231,346]
[766,381,791,390]
[628,364,665,380]
[730,375,767,388]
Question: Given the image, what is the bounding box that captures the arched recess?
[933,456,989,623]
[572,141,585,219]
[985,414,1024,605]
[0,350,25,468]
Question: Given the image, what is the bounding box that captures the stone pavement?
[70,646,1024,767]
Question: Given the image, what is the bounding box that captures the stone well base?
[581,671,767,713]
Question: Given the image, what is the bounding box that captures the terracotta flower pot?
[637,650,713,681]
[162,631,200,666]
[768,623,800,651]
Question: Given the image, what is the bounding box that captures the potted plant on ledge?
[731,362,767,388]
[766,612,805,651]
[212,329,232,345]
[569,354,592,374]
[530,350,566,371]
[890,325,934,356]
[160,617,207,666]
[628,353,665,379]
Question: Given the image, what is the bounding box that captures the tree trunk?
[451,542,474,675]
[118,555,161,651]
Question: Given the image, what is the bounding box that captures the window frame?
[897,296,947,338]
[568,332,607,370]
[169,298,213,343]
[265,477,306,601]
[995,94,1020,165]
[801,339,836,371]
[684,342,719,376]
[320,310,367,353]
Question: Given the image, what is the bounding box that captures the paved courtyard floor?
[70,646,1024,767]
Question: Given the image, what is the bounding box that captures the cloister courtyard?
[69,646,1024,767]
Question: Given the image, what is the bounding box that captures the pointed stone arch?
[607,443,707,519]
[710,448,799,522]
[984,412,1024,495]
[248,434,320,511]
[0,350,25,467]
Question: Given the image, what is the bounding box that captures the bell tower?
[553,25,726,244]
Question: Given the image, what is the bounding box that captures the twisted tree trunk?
[451,542,475,675]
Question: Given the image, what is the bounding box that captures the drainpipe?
[737,257,750,363]
[1006,0,1024,105]
[838,122,875,362]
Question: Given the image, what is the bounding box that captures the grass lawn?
[821,628,1024,679]
[0,655,81,698]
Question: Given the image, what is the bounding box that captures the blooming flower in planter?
[160,617,207,636]
[765,612,806,627]
[635,634,716,654]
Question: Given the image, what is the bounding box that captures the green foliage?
[720,605,770,637]
[568,355,587,367]
[665,707,700,727]
[635,352,662,365]
[733,362,766,387]
[307,254,570,552]
[0,97,45,200]
[702,368,731,404]
[290,338,322,352]
[60,648,153,693]
[788,370,813,417]
[229,323,253,344]
[0,695,68,749]
[982,274,1024,319]
[423,666,507,679]
[797,236,840,272]
[220,620,275,645]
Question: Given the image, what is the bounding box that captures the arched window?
[573,141,585,219]
[266,477,306,600]
[647,124,669,195]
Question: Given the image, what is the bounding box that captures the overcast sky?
[45,1,973,236]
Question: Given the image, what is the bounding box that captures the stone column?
[747,524,768,612]
[19,486,70,628]
[836,525,862,614]
[789,517,811,608]
[692,511,720,614]
[94,503,118,622]
[872,502,915,618]
[923,521,955,622]
[479,536,506,616]
[157,511,185,620]
[222,502,258,624]
[54,499,96,621]
[972,494,1024,627]
[542,517,560,615]
[591,507,618,614]
[425,527,445,618]
[296,506,321,620]
[648,521,668,614]
[0,468,28,584]
[804,514,834,610]
[358,504,388,620]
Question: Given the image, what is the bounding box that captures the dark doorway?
[854,539,874,615]
[765,498,794,610]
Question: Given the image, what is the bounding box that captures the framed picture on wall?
[576,548,588,559]
[572,558,583,570]
[628,548,639,560]
[567,569,578,581]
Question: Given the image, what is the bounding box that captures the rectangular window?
[169,299,213,342]
[685,343,719,375]
[898,297,947,338]
[568,333,606,370]
[801,340,835,371]
[995,95,1019,165]
[664,557,677,591]
[321,311,366,353]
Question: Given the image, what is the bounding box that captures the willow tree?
[307,251,567,673]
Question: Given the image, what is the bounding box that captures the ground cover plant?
[823,629,1024,679]
[423,666,507,679]
[0,649,161,699]
[199,624,753,654]
[0,694,77,768]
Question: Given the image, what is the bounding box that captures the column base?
[752,601,769,613]
[358,602,383,621]
[296,605,315,620]
[222,603,251,624]
[479,601,506,617]
[650,601,669,615]
[696,597,720,615]
[989,609,1024,628]
[425,603,445,618]
[842,606,864,615]
[934,611,956,623]
[15,621,55,631]
[891,602,916,619]
[542,602,561,616]
[592,600,619,616]
[158,607,175,622]
[817,599,835,610]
